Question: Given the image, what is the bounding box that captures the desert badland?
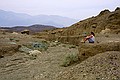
[0,7,120,80]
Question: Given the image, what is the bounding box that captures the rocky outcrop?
[21,29,30,35]
[78,41,120,62]
[0,44,20,57]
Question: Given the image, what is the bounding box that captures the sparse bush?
[23,41,49,51]
[29,55,37,60]
[10,38,14,41]
[15,39,19,42]
[69,45,76,49]
[61,53,79,67]
[2,32,6,35]
[62,44,66,47]
[105,35,109,37]
[50,41,61,47]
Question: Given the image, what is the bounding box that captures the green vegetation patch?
[24,40,49,51]
[61,53,79,67]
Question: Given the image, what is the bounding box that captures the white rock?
[12,32,18,34]
[100,28,111,34]
[29,50,41,56]
[55,41,58,43]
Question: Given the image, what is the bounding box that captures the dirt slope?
[55,51,120,80]
[60,7,120,36]
[34,7,120,45]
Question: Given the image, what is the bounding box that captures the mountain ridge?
[0,9,77,27]
[0,24,56,34]
[58,7,120,36]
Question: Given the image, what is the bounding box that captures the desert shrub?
[9,38,19,42]
[23,41,49,51]
[18,46,32,54]
[2,32,6,35]
[61,53,79,67]
[62,44,66,47]
[9,38,14,41]
[29,55,37,60]
[15,39,19,42]
[50,41,61,47]
[105,35,109,37]
[34,41,49,51]
[69,45,76,49]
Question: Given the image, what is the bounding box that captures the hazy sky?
[0,0,119,19]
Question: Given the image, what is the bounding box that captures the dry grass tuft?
[61,53,79,67]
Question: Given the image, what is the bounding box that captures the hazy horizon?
[0,0,119,20]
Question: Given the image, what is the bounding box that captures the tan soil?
[0,32,120,80]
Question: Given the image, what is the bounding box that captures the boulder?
[21,29,29,35]
[29,50,41,56]
[100,28,111,34]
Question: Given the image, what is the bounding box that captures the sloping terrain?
[60,7,120,36]
[55,51,120,80]
[0,32,78,80]
[35,7,120,45]
[0,28,120,80]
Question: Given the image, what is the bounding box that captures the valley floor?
[0,32,120,80]
[0,32,78,80]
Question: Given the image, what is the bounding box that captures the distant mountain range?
[0,10,78,27]
[0,24,56,34]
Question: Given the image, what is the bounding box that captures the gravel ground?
[0,32,79,80]
[0,32,120,80]
[55,51,120,80]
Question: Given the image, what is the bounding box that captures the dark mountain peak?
[115,7,120,13]
[115,7,120,11]
[29,24,55,28]
[98,9,111,16]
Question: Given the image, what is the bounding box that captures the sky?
[0,0,120,19]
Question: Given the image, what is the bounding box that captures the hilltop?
[59,7,120,36]
[0,24,57,34]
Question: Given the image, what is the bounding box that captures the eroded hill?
[35,7,120,45]
[0,7,120,80]
[60,7,120,36]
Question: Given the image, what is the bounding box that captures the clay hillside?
[35,7,120,45]
[61,7,120,36]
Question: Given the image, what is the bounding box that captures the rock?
[19,46,32,54]
[0,55,4,58]
[21,29,29,35]
[29,50,41,56]
[12,32,18,34]
[100,28,111,34]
